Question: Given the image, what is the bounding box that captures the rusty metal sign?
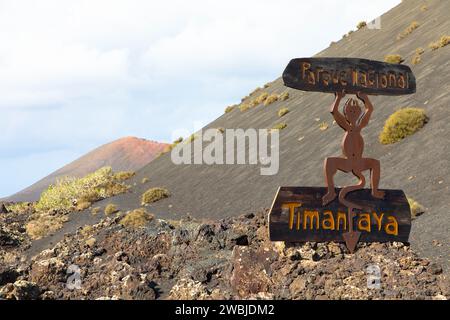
[269,57,415,253]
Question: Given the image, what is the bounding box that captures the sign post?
[269,57,416,253]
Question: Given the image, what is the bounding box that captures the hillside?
[6,137,168,202]
[27,0,449,270]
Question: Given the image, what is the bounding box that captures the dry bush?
[429,35,450,50]
[225,105,235,113]
[264,94,279,106]
[26,214,68,240]
[411,54,421,65]
[255,92,269,105]
[379,108,428,144]
[141,187,170,205]
[76,201,91,211]
[357,21,367,29]
[141,177,150,184]
[384,54,404,64]
[397,21,419,40]
[278,108,289,117]
[91,207,101,215]
[279,92,289,101]
[319,121,329,131]
[114,171,135,181]
[239,103,250,112]
[408,197,425,219]
[80,225,93,237]
[120,208,154,229]
[104,204,118,215]
[271,123,287,131]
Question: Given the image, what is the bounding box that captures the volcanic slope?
[30,0,450,269]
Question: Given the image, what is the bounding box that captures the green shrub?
[357,21,367,29]
[384,54,404,64]
[379,108,428,144]
[264,94,279,106]
[278,108,289,117]
[120,208,154,229]
[271,123,287,131]
[141,187,170,205]
[104,203,118,215]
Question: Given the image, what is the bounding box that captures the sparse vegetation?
[104,203,118,215]
[319,121,329,131]
[397,21,419,40]
[25,215,68,240]
[34,167,128,213]
[76,200,91,211]
[379,108,428,144]
[279,92,289,101]
[141,177,150,184]
[217,127,225,133]
[411,55,421,65]
[80,225,93,237]
[264,94,279,106]
[255,92,269,105]
[120,208,154,229]
[271,123,287,131]
[429,35,450,51]
[278,108,289,117]
[114,171,135,181]
[91,207,101,215]
[420,5,428,11]
[408,197,425,219]
[224,105,235,113]
[24,167,130,239]
[384,54,404,64]
[6,202,32,213]
[239,103,250,112]
[141,187,170,205]
[357,21,367,29]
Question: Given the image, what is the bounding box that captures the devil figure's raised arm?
[330,91,349,130]
[356,92,373,129]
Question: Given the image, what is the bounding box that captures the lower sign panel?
[268,187,411,243]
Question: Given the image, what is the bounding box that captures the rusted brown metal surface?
[322,91,384,252]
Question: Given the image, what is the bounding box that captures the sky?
[0,0,401,197]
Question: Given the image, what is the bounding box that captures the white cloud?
[0,0,400,196]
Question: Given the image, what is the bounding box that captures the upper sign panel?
[283,57,416,95]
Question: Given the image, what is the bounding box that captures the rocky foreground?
[0,209,448,300]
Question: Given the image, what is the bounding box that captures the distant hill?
[6,137,169,202]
